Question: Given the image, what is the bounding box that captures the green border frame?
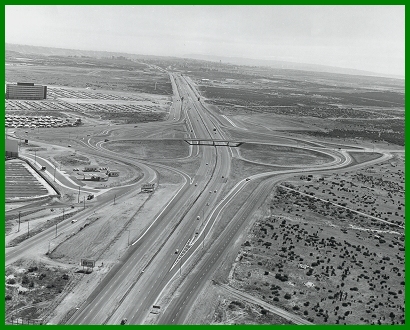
[1,2,406,328]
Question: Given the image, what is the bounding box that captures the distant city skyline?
[5,5,405,77]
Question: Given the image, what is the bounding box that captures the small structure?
[141,183,155,193]
[107,169,120,177]
[83,166,99,172]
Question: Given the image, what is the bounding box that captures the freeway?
[64,72,365,325]
[64,73,229,324]
[10,69,391,325]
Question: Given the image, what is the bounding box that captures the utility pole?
[27,221,30,237]
[55,222,58,237]
[53,165,56,182]
[62,209,65,221]
[18,211,21,232]
[83,196,85,209]
[34,150,36,165]
[78,186,80,203]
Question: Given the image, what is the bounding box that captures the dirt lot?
[5,258,79,324]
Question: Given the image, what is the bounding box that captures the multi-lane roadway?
[6,70,392,325]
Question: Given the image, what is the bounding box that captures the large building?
[6,83,47,100]
[6,138,18,158]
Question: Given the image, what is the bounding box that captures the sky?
[5,5,405,77]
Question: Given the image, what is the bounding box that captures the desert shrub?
[27,266,38,272]
[7,278,16,285]
[284,293,292,299]
[21,275,30,285]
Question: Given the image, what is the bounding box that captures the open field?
[6,53,172,95]
[239,144,334,166]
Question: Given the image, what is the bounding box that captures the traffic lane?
[126,149,230,322]
[74,73,226,324]
[72,178,202,325]
[67,168,200,324]
[159,177,275,323]
[108,82,227,323]
[98,151,217,324]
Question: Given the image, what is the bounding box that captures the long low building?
[6,82,47,100]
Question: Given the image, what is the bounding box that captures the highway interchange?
[6,72,395,324]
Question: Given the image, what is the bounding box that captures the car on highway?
[197,216,200,220]
[68,145,72,147]
[246,178,251,181]
[206,163,208,165]
[175,249,179,254]
[214,190,217,193]
[120,318,127,325]
[71,219,78,223]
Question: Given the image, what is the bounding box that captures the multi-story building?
[6,83,47,100]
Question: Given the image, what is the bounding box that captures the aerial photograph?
[4,5,404,325]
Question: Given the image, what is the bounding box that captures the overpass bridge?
[183,138,243,147]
